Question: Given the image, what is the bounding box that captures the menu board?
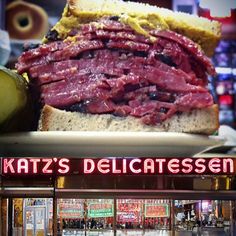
[88,203,114,218]
[58,200,84,219]
[145,204,169,218]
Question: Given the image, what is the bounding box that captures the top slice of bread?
[52,0,222,56]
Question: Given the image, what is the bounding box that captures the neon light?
[112,159,121,174]
[202,200,209,211]
[144,159,155,174]
[215,67,232,74]
[98,159,110,174]
[129,159,141,174]
[223,158,234,173]
[122,159,127,174]
[42,159,53,174]
[1,157,235,176]
[3,159,15,174]
[84,159,95,174]
[209,158,221,173]
[29,159,40,173]
[182,158,193,174]
[58,158,70,174]
[155,159,166,173]
[195,158,206,174]
[168,159,180,174]
[233,69,236,75]
[17,158,28,174]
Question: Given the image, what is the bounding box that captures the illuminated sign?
[88,203,114,218]
[117,201,142,223]
[1,158,235,176]
[2,158,70,175]
[145,204,169,218]
[117,212,140,223]
[58,199,84,219]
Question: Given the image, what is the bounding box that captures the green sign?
[88,203,114,218]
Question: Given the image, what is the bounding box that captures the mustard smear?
[45,4,168,43]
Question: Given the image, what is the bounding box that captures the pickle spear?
[0,66,28,131]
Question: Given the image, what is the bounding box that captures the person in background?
[201,214,208,226]
[91,218,96,229]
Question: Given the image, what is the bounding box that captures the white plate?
[0,132,224,157]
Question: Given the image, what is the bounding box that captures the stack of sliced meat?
[16,17,216,125]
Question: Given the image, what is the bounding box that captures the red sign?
[117,202,142,223]
[58,199,84,219]
[145,204,169,218]
[2,158,70,175]
[1,158,235,175]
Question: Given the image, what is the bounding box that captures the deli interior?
[0,157,236,236]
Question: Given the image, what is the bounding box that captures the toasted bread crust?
[39,105,219,135]
[62,0,221,56]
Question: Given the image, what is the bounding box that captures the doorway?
[25,205,46,236]
[1,198,53,236]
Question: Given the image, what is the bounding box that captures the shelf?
[0,131,224,158]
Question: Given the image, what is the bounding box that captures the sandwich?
[16,0,221,134]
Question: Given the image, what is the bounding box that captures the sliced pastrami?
[16,17,216,125]
[151,30,216,76]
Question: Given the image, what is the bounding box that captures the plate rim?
[0,131,225,147]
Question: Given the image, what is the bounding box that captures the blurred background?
[0,0,236,129]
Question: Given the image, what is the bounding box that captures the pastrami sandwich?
[16,0,221,134]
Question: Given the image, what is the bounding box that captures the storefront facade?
[1,157,236,236]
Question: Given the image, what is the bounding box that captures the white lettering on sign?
[209,158,221,173]
[58,159,70,174]
[84,159,95,174]
[182,158,193,174]
[144,159,155,174]
[1,158,235,175]
[17,159,28,173]
[129,158,142,174]
[42,159,53,174]
[155,159,166,173]
[168,159,180,174]
[2,158,70,174]
[223,159,234,173]
[3,159,15,173]
[195,158,206,174]
[122,159,127,174]
[97,159,110,174]
[30,159,40,173]
[112,159,121,174]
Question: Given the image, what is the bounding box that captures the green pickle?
[0,66,32,132]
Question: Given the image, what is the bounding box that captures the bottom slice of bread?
[38,104,219,135]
